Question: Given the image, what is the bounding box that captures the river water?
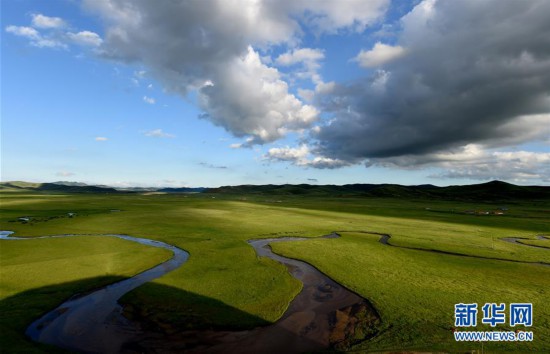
[2,231,377,353]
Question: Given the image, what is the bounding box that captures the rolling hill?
[1,180,548,200]
[206,180,550,201]
[0,181,118,193]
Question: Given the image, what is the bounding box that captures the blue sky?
[2,0,549,187]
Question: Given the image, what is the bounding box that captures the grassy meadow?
[273,232,550,352]
[0,235,172,353]
[0,188,549,352]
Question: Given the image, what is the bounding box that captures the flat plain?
[0,186,549,352]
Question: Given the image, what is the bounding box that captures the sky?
[2,0,549,188]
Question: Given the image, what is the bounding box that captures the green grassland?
[0,235,172,353]
[272,232,550,352]
[1,189,549,352]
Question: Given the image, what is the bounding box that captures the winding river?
[501,235,550,250]
[1,231,378,353]
[3,229,546,353]
[1,231,189,353]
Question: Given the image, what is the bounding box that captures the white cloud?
[143,96,156,104]
[267,144,310,162]
[198,47,318,144]
[354,42,406,68]
[33,38,67,49]
[293,0,390,34]
[276,47,325,84]
[276,48,324,66]
[5,25,65,49]
[5,25,40,39]
[432,149,550,183]
[95,136,108,141]
[31,14,66,29]
[6,14,102,50]
[266,144,349,169]
[365,143,550,183]
[144,129,175,138]
[306,156,350,169]
[67,31,103,47]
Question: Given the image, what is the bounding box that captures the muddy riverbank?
[124,233,380,353]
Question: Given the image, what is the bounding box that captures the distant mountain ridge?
[0,181,118,193]
[1,180,548,200]
[0,181,205,194]
[51,181,89,187]
[205,180,550,201]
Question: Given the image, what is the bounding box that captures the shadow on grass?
[119,282,336,353]
[0,276,125,353]
[1,278,339,353]
[120,281,270,332]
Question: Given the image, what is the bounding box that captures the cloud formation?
[290,0,389,34]
[419,146,550,183]
[276,48,324,66]
[83,0,387,145]
[198,47,318,145]
[67,31,103,47]
[5,13,101,50]
[31,14,66,29]
[144,129,174,138]
[275,47,325,84]
[314,0,550,168]
[348,141,550,183]
[354,42,406,68]
[11,1,547,182]
[95,136,108,141]
[142,96,155,104]
[266,145,350,169]
[5,25,66,48]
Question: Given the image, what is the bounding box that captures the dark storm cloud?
[314,0,550,161]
